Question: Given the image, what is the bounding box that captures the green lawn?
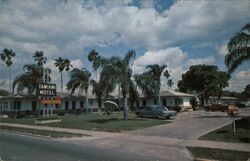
[187,147,250,161]
[199,117,250,143]
[0,112,169,132]
[0,125,89,138]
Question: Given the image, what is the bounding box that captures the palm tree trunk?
[9,66,11,94]
[86,89,89,113]
[118,85,121,112]
[158,89,161,105]
[123,95,128,121]
[61,72,63,93]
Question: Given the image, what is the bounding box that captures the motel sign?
[37,83,56,96]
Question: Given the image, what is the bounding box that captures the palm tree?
[88,49,102,81]
[0,48,16,94]
[90,79,106,109]
[134,72,155,98]
[99,50,136,120]
[225,23,250,73]
[146,64,167,104]
[33,51,47,66]
[12,52,49,94]
[54,57,72,93]
[167,79,174,90]
[12,64,43,94]
[67,68,91,112]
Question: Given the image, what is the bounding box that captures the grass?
[199,117,250,143]
[0,125,89,138]
[187,147,250,161]
[0,112,169,132]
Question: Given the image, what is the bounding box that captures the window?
[65,101,69,111]
[175,98,183,106]
[3,101,8,110]
[72,101,76,111]
[89,100,93,106]
[162,99,166,106]
[14,101,21,110]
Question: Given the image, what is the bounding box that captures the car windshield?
[151,105,166,111]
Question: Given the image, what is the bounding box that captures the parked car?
[204,104,228,112]
[135,105,177,119]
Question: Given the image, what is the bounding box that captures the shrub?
[190,97,198,111]
[76,109,81,115]
[25,110,31,116]
[57,111,65,116]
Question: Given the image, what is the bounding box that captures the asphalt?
[1,108,250,161]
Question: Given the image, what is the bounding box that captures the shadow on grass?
[216,130,229,134]
[88,118,148,124]
[239,137,250,143]
[197,116,230,119]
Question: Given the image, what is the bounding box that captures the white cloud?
[0,0,249,92]
[71,59,85,69]
[235,70,250,80]
[187,56,216,66]
[133,47,187,73]
[217,42,228,56]
[133,47,188,90]
[1,0,248,56]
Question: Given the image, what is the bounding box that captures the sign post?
[36,83,59,118]
[228,105,239,134]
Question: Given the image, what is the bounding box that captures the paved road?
[0,132,162,161]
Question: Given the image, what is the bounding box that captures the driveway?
[129,110,233,139]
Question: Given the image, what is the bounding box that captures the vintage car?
[135,105,177,119]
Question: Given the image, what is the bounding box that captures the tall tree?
[99,50,136,120]
[0,48,16,94]
[33,51,47,66]
[54,57,72,93]
[12,51,49,94]
[88,49,102,81]
[178,65,230,106]
[242,84,250,98]
[13,64,43,94]
[167,79,174,90]
[67,68,91,111]
[90,79,106,109]
[146,64,167,104]
[225,23,250,73]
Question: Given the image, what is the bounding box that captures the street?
[0,132,158,161]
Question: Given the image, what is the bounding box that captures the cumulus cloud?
[0,0,249,92]
[217,43,228,56]
[133,47,187,73]
[235,70,250,80]
[133,47,188,90]
[187,55,216,66]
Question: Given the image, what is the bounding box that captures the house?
[0,93,118,115]
[207,96,238,105]
[137,90,194,111]
[0,94,38,114]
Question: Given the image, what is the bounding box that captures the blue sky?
[0,0,249,93]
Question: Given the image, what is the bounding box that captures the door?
[32,101,37,112]
[72,101,76,111]
[65,101,69,111]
